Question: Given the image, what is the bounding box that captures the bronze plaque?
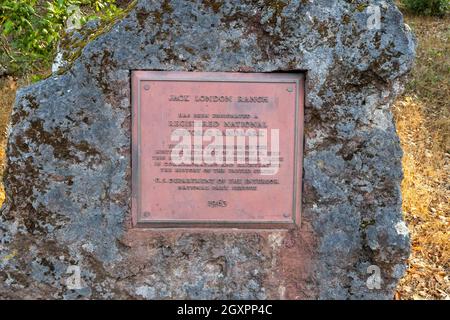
[131,71,304,228]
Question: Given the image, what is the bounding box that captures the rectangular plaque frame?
[131,71,305,228]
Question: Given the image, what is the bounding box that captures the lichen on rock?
[0,0,415,299]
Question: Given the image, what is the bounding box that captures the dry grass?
[0,10,448,300]
[394,14,449,300]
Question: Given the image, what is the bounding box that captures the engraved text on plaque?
[131,71,304,228]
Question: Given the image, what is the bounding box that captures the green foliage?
[401,0,449,16]
[0,0,123,75]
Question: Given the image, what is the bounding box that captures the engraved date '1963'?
[208,200,227,208]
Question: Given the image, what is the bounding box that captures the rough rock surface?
[0,0,415,299]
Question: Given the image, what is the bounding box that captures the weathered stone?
[1,0,415,299]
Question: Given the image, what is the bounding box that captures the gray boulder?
[0,0,415,299]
